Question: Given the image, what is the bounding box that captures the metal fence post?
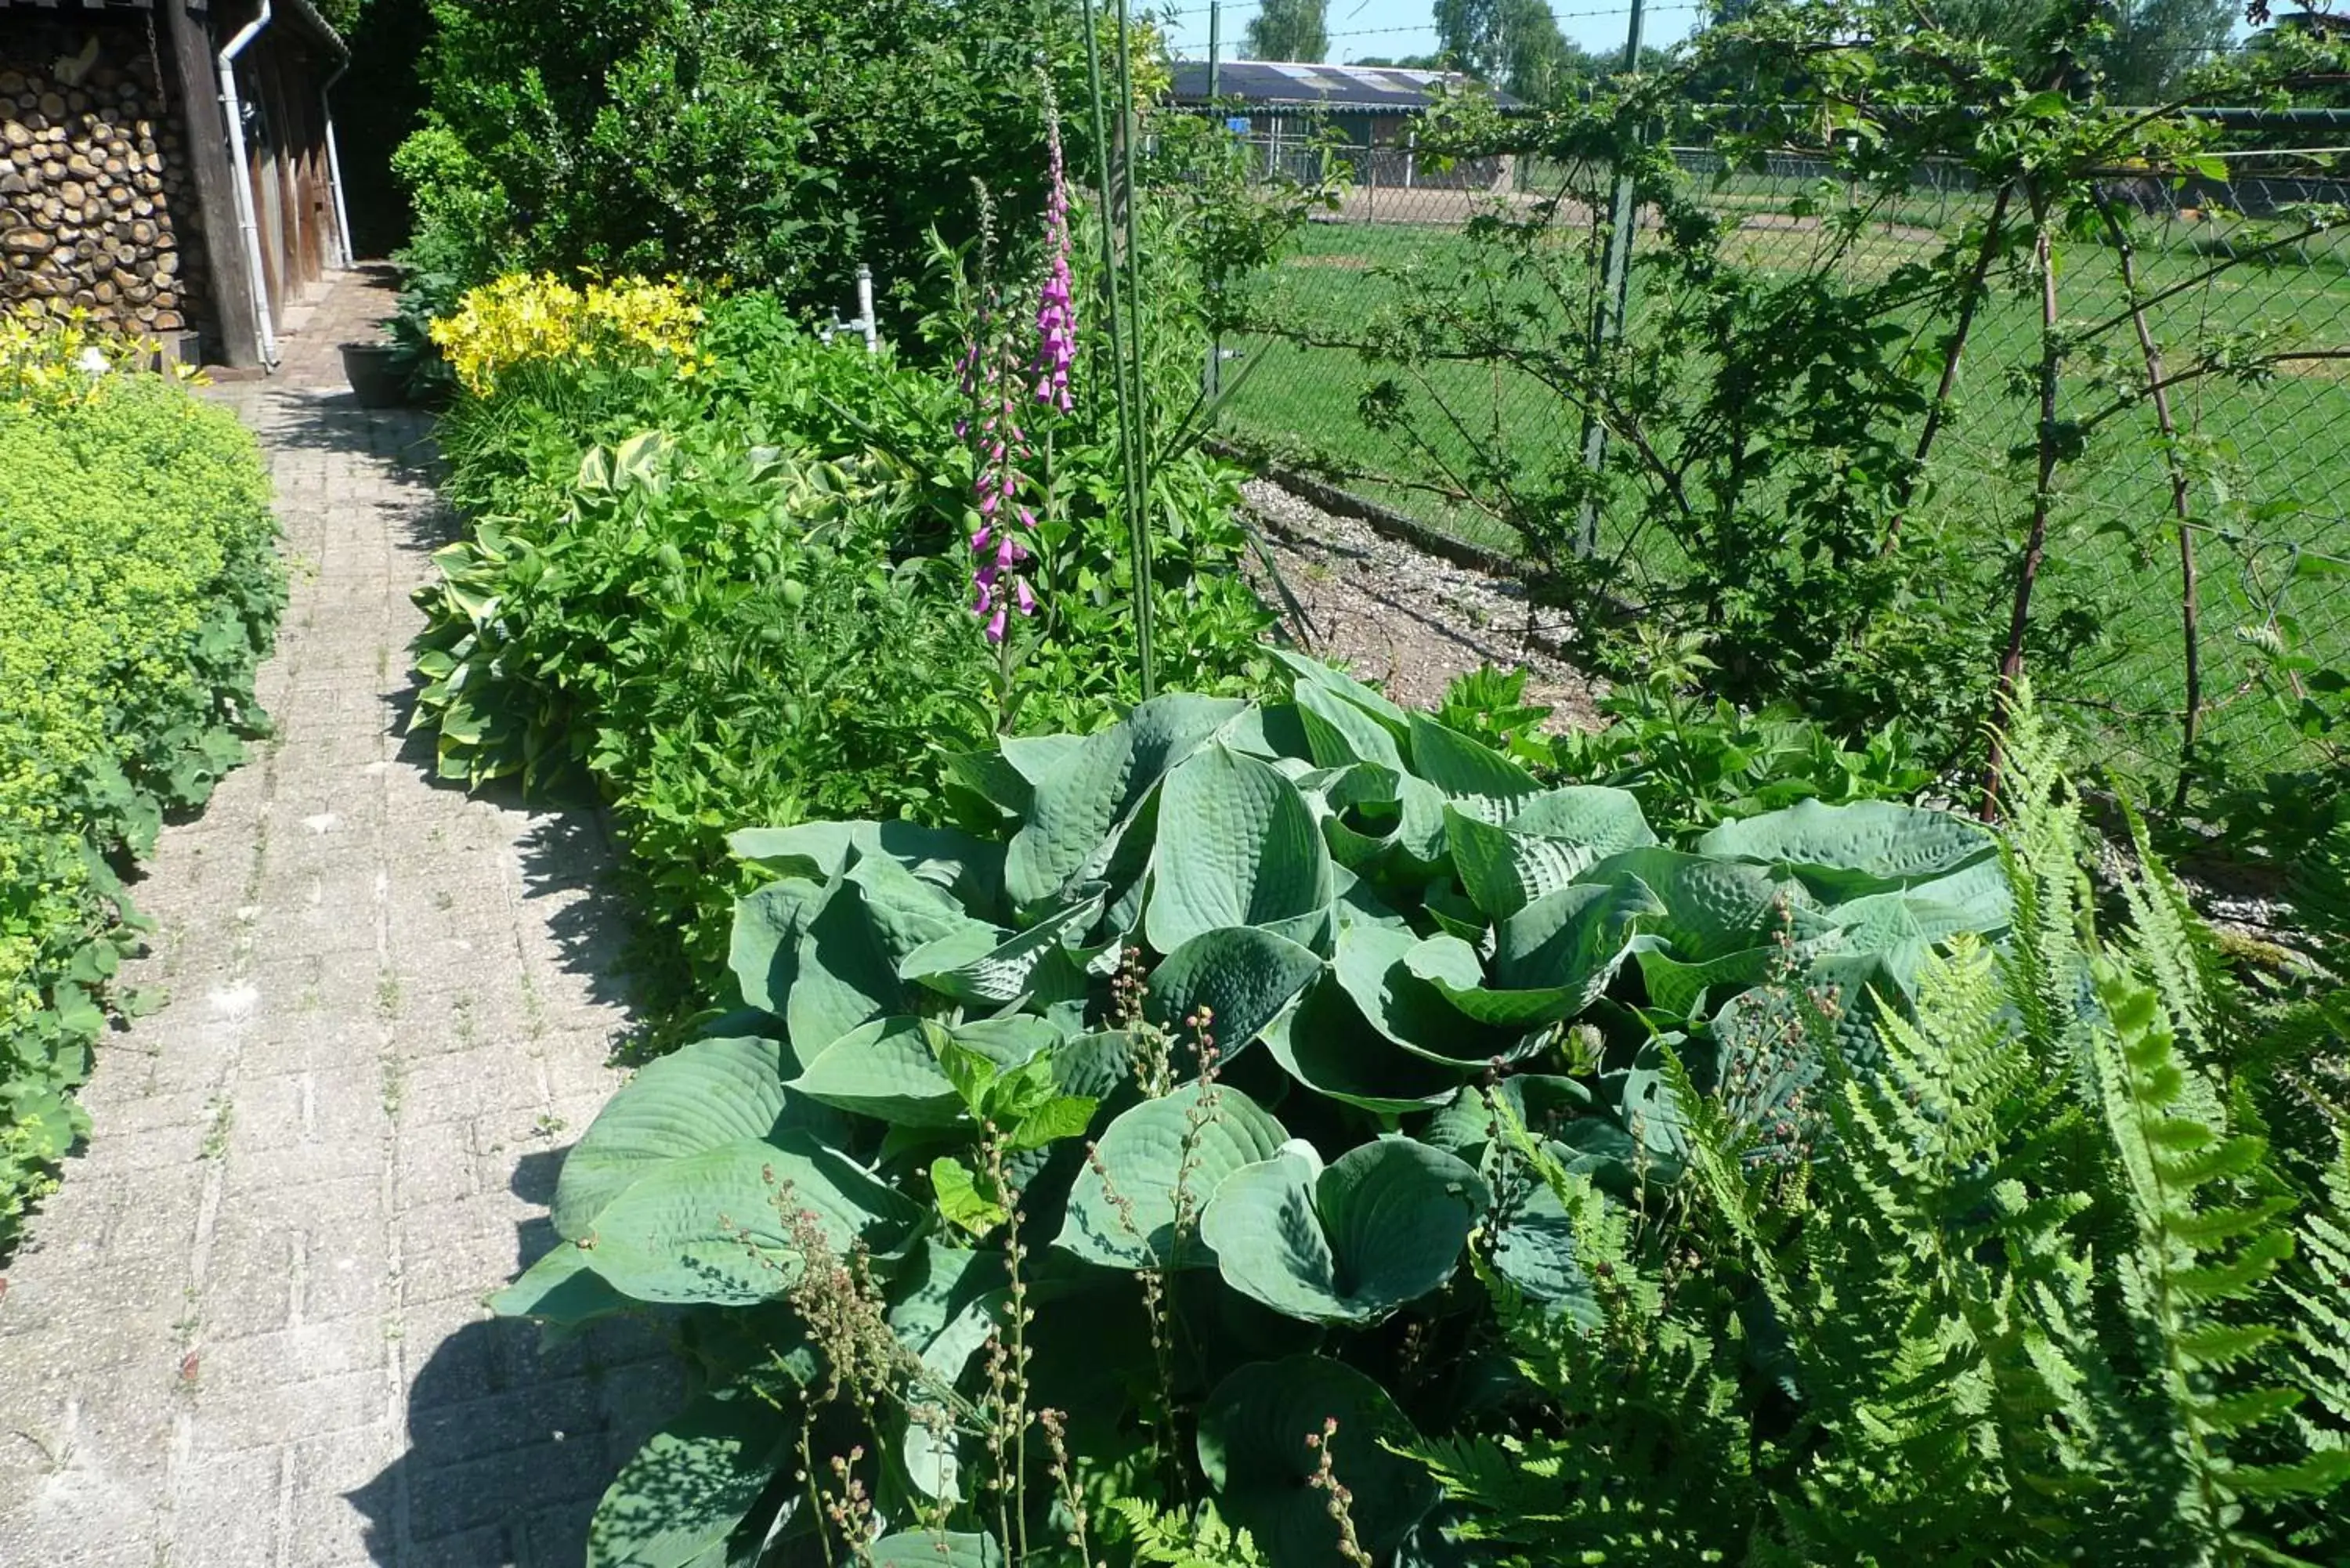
[1574,0,1647,558]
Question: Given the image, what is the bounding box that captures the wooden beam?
[157,0,260,367]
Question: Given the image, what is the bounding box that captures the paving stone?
[0,271,667,1567]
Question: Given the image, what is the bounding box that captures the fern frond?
[2113,793,2237,1065]
[2285,1132,2350,1444]
[1764,927,2119,1559]
[1108,1498,1274,1568]
[2090,959,2334,1552]
[1988,682,2113,1147]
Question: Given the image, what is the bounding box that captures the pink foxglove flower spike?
[964,85,1075,643]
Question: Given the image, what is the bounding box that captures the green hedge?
[0,374,282,1248]
[411,293,1275,1013]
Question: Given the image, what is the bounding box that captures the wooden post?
[159,0,261,367]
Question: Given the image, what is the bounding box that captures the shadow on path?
[345,1147,682,1566]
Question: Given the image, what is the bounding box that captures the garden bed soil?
[1240,475,1605,730]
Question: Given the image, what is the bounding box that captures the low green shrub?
[410,294,1274,1002]
[1437,656,1940,836]
[1415,712,2350,1565]
[0,369,282,1247]
[492,656,2041,1566]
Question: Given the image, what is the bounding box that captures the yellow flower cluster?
[0,303,203,414]
[428,273,707,396]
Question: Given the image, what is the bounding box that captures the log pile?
[1,27,212,345]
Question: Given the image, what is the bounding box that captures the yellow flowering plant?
[428,273,707,396]
[0,303,204,414]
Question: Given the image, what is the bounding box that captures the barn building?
[1166,59,1522,189]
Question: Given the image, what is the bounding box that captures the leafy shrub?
[1549,636,1938,836]
[1434,654,1940,836]
[414,424,995,988]
[410,295,1273,999]
[396,0,1142,325]
[0,368,281,1248]
[491,654,2020,1565]
[1415,701,2350,1564]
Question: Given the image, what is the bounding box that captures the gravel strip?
[1241,476,1606,729]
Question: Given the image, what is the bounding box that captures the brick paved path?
[0,271,674,1567]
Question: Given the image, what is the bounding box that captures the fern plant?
[1419,689,2350,1566]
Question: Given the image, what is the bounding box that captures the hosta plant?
[495,655,2015,1566]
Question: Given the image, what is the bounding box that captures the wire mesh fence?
[1206,124,2350,796]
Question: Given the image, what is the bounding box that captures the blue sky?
[1159,0,1710,66]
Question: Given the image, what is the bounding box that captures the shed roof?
[0,0,345,52]
[1167,59,1520,112]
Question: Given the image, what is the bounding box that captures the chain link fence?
[1206,122,2350,795]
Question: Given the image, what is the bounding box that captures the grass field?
[1215,185,2350,779]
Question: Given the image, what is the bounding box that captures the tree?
[1244,0,1330,61]
[1432,0,1592,101]
[1923,0,2237,99]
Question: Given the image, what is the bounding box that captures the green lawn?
[1215,195,2350,779]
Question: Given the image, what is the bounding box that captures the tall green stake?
[1081,0,1156,698]
[1573,0,1645,558]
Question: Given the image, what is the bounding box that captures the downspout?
[320,56,353,269]
[218,0,277,366]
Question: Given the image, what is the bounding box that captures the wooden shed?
[0,0,351,368]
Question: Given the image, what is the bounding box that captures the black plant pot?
[340,342,407,408]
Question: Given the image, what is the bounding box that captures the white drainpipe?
[218,0,277,366]
[855,264,877,355]
[320,58,354,269]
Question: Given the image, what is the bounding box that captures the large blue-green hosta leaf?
[1487,1170,1600,1324]
[1295,679,1407,771]
[1146,743,1333,953]
[1587,847,1802,962]
[1201,1140,1488,1324]
[1696,797,1995,901]
[550,1035,843,1241]
[867,1532,1003,1568]
[522,1130,920,1306]
[1310,761,1448,871]
[786,871,912,1061]
[1145,927,1325,1061]
[1634,944,1777,1021]
[1005,693,1246,907]
[1419,1076,1593,1162]
[488,1241,634,1325]
[898,885,1106,1006]
[1198,1356,1438,1568]
[1275,649,1412,738]
[1444,786,1657,919]
[1409,879,1665,1028]
[1264,976,1471,1114]
[1809,858,2012,949]
[843,850,982,966]
[585,1386,789,1568]
[887,1241,1008,1382]
[1056,1082,1287,1270]
[728,819,1003,915]
[1332,922,1523,1067]
[790,1017,963,1127]
[1405,714,1544,825]
[728,879,826,1016]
